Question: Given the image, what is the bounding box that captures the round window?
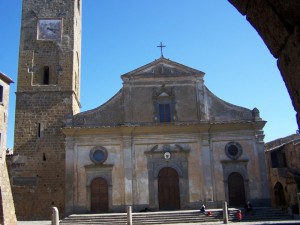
[225,142,242,160]
[90,147,107,164]
[228,145,239,156]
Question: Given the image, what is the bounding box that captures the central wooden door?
[228,172,246,206]
[91,177,108,213]
[158,167,180,210]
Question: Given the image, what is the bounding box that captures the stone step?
[228,207,293,222]
[60,207,293,225]
[61,210,223,225]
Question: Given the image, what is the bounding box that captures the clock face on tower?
[37,19,62,41]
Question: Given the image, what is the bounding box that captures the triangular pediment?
[159,92,169,97]
[121,57,204,80]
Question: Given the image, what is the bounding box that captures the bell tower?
[11,0,81,219]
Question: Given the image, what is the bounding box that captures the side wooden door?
[91,177,108,213]
[228,172,246,206]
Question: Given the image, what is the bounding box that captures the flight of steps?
[60,209,223,225]
[60,207,294,225]
[229,207,293,222]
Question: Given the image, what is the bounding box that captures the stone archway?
[228,0,300,128]
[274,182,286,208]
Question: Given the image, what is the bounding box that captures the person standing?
[237,210,242,222]
[200,204,205,214]
[244,201,253,216]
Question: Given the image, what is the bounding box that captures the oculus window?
[225,142,243,160]
[90,146,108,164]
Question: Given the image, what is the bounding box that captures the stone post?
[51,207,59,225]
[127,205,132,225]
[223,201,228,224]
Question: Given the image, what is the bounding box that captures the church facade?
[11,0,271,219]
[63,57,270,214]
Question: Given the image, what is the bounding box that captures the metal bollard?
[127,206,132,225]
[223,201,228,224]
[52,207,59,225]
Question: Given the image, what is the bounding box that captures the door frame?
[222,160,250,206]
[85,164,113,213]
[145,144,190,210]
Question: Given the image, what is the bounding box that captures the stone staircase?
[229,207,293,222]
[60,207,293,225]
[60,210,222,225]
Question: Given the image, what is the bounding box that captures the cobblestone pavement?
[17,220,300,225]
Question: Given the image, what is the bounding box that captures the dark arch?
[228,172,246,206]
[273,182,286,208]
[228,0,300,129]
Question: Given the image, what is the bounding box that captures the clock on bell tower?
[11,0,81,219]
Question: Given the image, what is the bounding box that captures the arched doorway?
[228,172,246,206]
[158,167,180,210]
[274,182,286,208]
[91,177,108,213]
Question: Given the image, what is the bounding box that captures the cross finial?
[157,42,166,57]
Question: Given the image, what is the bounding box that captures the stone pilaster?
[255,130,271,205]
[201,134,214,201]
[122,136,133,206]
[65,138,76,216]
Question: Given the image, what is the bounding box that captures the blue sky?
[0,1,297,148]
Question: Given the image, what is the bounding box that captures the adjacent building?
[265,133,300,213]
[0,72,16,225]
